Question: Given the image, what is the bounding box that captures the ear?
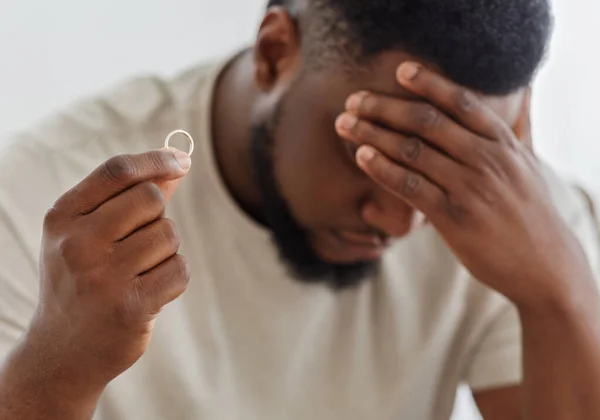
[253,7,302,91]
[513,87,533,150]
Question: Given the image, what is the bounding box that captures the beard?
[249,120,377,290]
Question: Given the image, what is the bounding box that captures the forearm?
[519,276,600,420]
[0,334,101,420]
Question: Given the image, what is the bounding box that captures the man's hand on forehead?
[334,62,584,309]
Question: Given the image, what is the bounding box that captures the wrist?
[8,319,106,413]
[0,343,101,420]
[516,268,600,323]
[513,240,598,311]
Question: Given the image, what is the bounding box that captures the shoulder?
[1,61,217,155]
[538,161,600,275]
[539,161,590,225]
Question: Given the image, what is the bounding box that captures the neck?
[212,49,264,222]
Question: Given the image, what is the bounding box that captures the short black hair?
[266,0,552,95]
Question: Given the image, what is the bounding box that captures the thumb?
[155,148,191,203]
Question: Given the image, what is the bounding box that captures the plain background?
[1,0,598,418]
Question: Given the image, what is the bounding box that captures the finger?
[395,63,516,145]
[89,182,166,241]
[154,178,182,203]
[114,218,181,276]
[345,91,483,167]
[362,204,427,238]
[131,254,190,314]
[336,113,471,191]
[513,87,533,150]
[354,144,445,221]
[360,197,417,238]
[55,148,191,218]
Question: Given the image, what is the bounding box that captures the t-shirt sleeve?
[0,185,40,362]
[464,183,600,392]
[463,302,522,391]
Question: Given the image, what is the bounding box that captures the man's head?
[248,0,552,288]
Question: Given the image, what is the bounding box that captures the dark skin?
[1,7,600,420]
[217,8,600,419]
[342,62,600,419]
[215,9,528,264]
[0,149,193,419]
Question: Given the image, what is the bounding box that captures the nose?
[360,186,415,237]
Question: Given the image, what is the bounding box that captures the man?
[1,0,599,419]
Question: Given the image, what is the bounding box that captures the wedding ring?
[164,130,194,157]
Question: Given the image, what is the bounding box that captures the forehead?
[302,50,525,126]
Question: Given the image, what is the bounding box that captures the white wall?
[0,0,265,136]
[0,0,598,419]
[532,0,600,192]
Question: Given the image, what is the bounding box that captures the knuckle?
[397,172,422,197]
[455,89,480,113]
[401,137,422,162]
[103,155,137,184]
[439,195,470,225]
[413,104,441,130]
[43,205,62,228]
[149,150,173,173]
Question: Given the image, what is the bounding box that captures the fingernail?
[336,113,358,131]
[173,150,192,171]
[345,92,366,112]
[397,63,420,82]
[357,145,376,162]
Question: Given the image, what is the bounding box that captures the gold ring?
[164,130,194,157]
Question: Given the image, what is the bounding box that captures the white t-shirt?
[1,55,599,420]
